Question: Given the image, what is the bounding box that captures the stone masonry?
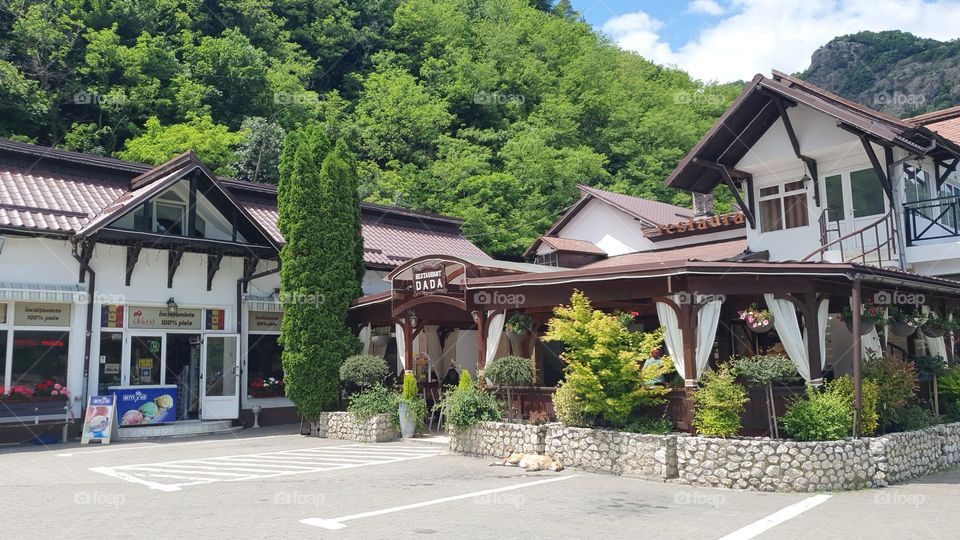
[314,411,398,443]
[449,421,547,458]
[545,425,678,480]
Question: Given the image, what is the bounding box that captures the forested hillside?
[0,0,739,257]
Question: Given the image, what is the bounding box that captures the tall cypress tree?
[278,125,363,419]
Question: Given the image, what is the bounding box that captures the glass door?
[200,334,240,420]
[824,169,888,252]
[127,334,164,386]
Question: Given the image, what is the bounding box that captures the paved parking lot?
[2,426,959,539]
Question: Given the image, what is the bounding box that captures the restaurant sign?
[412,263,447,296]
[250,311,282,332]
[650,212,746,237]
[15,302,71,326]
[129,306,202,330]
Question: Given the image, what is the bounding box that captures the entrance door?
[824,169,889,251]
[200,334,240,420]
[126,334,164,386]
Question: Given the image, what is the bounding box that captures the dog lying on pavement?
[490,452,564,472]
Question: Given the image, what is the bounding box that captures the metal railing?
[802,208,898,266]
[904,195,960,245]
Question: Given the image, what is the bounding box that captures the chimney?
[692,192,714,217]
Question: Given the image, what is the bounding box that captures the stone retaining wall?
[677,437,874,492]
[448,420,960,492]
[545,426,678,480]
[314,412,398,443]
[449,421,546,458]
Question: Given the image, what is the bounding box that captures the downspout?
[236,259,282,333]
[70,239,95,412]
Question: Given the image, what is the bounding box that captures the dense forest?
[0,0,740,258]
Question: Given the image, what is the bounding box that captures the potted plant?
[842,302,887,335]
[371,329,390,347]
[483,355,535,422]
[738,304,775,333]
[0,382,71,419]
[397,372,425,438]
[921,312,956,338]
[505,312,533,351]
[888,306,925,337]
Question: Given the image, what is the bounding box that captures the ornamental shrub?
[623,416,673,434]
[399,372,427,433]
[544,291,672,427]
[729,354,800,437]
[892,404,939,431]
[552,382,587,427]
[828,375,880,436]
[339,354,389,393]
[781,386,852,441]
[692,367,749,437]
[484,356,534,421]
[864,353,918,430]
[445,386,501,431]
[347,385,399,421]
[458,370,473,391]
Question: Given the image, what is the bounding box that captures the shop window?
[11,330,69,391]
[758,181,808,232]
[97,332,123,394]
[247,334,284,398]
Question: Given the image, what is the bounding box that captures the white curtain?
[656,296,686,380]
[394,322,406,373]
[924,333,949,361]
[862,327,883,358]
[817,298,829,370]
[696,299,723,378]
[358,323,372,355]
[764,294,811,382]
[485,310,506,368]
[425,326,444,380]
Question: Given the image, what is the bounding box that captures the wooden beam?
[772,97,821,206]
[720,168,757,229]
[188,172,198,237]
[125,243,142,286]
[77,240,94,283]
[693,158,757,228]
[242,256,258,293]
[859,135,894,202]
[206,252,223,291]
[937,158,959,190]
[168,246,185,288]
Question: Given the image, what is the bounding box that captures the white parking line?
[56,434,294,457]
[716,494,832,540]
[300,475,579,530]
[89,444,443,491]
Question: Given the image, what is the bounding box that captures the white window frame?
[153,199,187,236]
[758,180,809,232]
[1,302,72,395]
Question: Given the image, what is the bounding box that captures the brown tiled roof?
[577,184,693,226]
[580,238,747,269]
[908,106,960,146]
[536,236,606,255]
[0,140,487,268]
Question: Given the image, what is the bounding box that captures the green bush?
[445,386,501,431]
[828,375,880,436]
[864,354,918,430]
[938,365,960,403]
[692,368,749,438]
[458,370,473,391]
[781,386,853,441]
[485,356,534,421]
[552,382,587,427]
[942,399,960,422]
[347,385,399,421]
[339,354,389,393]
[892,404,939,431]
[623,416,673,434]
[399,372,427,433]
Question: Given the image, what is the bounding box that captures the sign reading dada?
[412,263,446,296]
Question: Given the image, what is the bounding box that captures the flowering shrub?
[32,380,70,399]
[249,377,285,397]
[841,302,888,326]
[738,305,773,331]
[1,382,69,401]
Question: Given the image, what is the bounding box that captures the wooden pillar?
[679,303,698,431]
[403,317,414,374]
[803,293,824,386]
[476,310,488,371]
[851,278,863,437]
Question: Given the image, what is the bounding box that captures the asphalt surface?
[2,425,959,539]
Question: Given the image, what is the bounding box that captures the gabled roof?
[577,185,693,226]
[0,139,488,267]
[666,71,960,193]
[579,238,747,269]
[525,236,606,257]
[909,105,960,146]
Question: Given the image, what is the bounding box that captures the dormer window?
[154,191,187,235]
[535,251,559,267]
[759,180,808,232]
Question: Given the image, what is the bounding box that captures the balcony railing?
[904,195,960,245]
[802,209,898,266]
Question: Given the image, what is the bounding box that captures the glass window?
[130,335,162,385]
[783,181,809,229]
[247,334,284,398]
[97,332,123,394]
[825,174,844,222]
[11,330,69,392]
[154,201,184,235]
[903,165,928,204]
[850,168,886,217]
[759,198,783,231]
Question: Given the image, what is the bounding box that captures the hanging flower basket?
[843,317,877,336]
[738,305,774,333]
[890,321,917,337]
[841,303,886,336]
[888,306,923,337]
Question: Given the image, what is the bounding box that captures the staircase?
[802,209,900,268]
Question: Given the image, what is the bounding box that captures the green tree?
[278,125,363,419]
[484,355,534,421]
[233,117,287,184]
[117,114,246,174]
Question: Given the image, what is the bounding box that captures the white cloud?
[687,0,726,16]
[603,0,960,82]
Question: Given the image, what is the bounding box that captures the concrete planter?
[314,412,398,443]
[397,402,416,438]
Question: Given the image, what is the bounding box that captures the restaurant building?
[0,140,485,440]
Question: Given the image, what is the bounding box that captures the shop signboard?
[109,385,178,426]
[101,305,124,328]
[412,263,446,296]
[14,302,71,326]
[80,395,117,445]
[249,311,282,332]
[128,306,201,330]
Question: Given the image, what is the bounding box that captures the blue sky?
[567,0,960,83]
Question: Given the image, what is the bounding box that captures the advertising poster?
[80,395,116,445]
[109,386,178,426]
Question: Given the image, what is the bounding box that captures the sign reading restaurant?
[413,263,447,296]
[128,306,202,330]
[647,212,746,238]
